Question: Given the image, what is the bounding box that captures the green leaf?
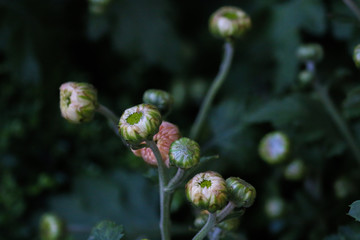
[88,220,125,240]
[348,200,360,222]
[343,86,360,119]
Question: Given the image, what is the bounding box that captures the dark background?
[1,0,360,239]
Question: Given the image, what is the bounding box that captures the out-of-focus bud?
[186,171,228,212]
[143,89,174,117]
[39,213,66,240]
[284,159,305,181]
[297,44,323,62]
[265,197,285,219]
[209,6,251,40]
[118,104,162,146]
[169,137,200,169]
[298,70,314,87]
[226,177,256,208]
[353,44,360,68]
[334,177,354,199]
[258,131,290,164]
[88,0,111,15]
[132,121,181,167]
[59,82,98,124]
[194,210,240,231]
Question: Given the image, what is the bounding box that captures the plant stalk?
[193,213,216,240]
[216,202,236,222]
[190,41,235,140]
[165,168,185,193]
[96,104,120,134]
[147,140,171,240]
[343,0,360,23]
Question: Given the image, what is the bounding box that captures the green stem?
[165,168,185,193]
[146,140,171,240]
[306,62,360,165]
[216,202,236,222]
[96,104,120,135]
[343,0,360,23]
[208,227,222,240]
[193,213,216,240]
[190,41,235,140]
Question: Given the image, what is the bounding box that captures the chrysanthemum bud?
[59,82,98,124]
[39,213,66,240]
[209,6,251,40]
[284,159,305,181]
[88,0,111,15]
[353,44,360,68]
[258,131,290,164]
[143,89,174,117]
[265,197,285,219]
[119,104,162,146]
[194,210,239,231]
[169,137,200,169]
[297,44,323,62]
[132,121,181,167]
[226,177,256,208]
[185,171,228,212]
[298,70,314,87]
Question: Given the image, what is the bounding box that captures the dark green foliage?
[88,220,125,240]
[348,200,360,222]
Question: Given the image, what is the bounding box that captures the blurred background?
[2,0,360,239]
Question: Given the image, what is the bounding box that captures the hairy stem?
[193,213,216,240]
[147,140,171,240]
[190,41,235,140]
[343,0,360,22]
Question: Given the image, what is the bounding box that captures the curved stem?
[165,168,185,193]
[343,0,360,23]
[306,62,360,165]
[216,202,236,222]
[96,104,119,135]
[193,213,216,240]
[190,41,235,140]
[146,140,171,240]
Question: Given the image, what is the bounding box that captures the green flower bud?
[88,0,111,15]
[143,89,174,117]
[59,82,98,124]
[39,213,66,240]
[297,44,323,62]
[258,131,290,164]
[118,104,162,146]
[169,137,200,169]
[298,70,314,87]
[284,159,305,181]
[353,44,360,68]
[185,171,228,212]
[265,197,285,219]
[209,6,251,40]
[226,177,256,208]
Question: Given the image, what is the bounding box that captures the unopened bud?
[118,104,162,146]
[59,82,98,124]
[226,177,256,208]
[169,137,200,169]
[284,159,305,181]
[265,197,285,219]
[353,44,360,68]
[143,89,173,117]
[39,213,66,240]
[185,171,228,212]
[209,6,251,40]
[298,70,314,87]
[258,131,290,164]
[297,44,323,62]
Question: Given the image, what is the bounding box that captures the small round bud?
[297,44,323,62]
[39,213,66,240]
[185,171,228,212]
[298,70,314,87]
[59,82,98,124]
[284,159,305,181]
[226,177,256,208]
[334,177,354,199]
[258,131,290,164]
[119,104,162,146]
[169,137,200,169]
[265,197,285,219]
[143,89,174,117]
[132,121,181,167]
[88,0,111,15]
[353,44,360,68]
[209,6,251,40]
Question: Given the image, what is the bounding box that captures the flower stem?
[190,41,235,140]
[306,62,360,165]
[165,168,185,193]
[96,104,119,134]
[216,201,236,222]
[146,140,171,240]
[193,213,216,240]
[343,0,360,23]
[208,227,222,240]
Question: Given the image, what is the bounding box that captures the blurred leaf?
[343,86,360,119]
[348,200,360,222]
[88,220,125,240]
